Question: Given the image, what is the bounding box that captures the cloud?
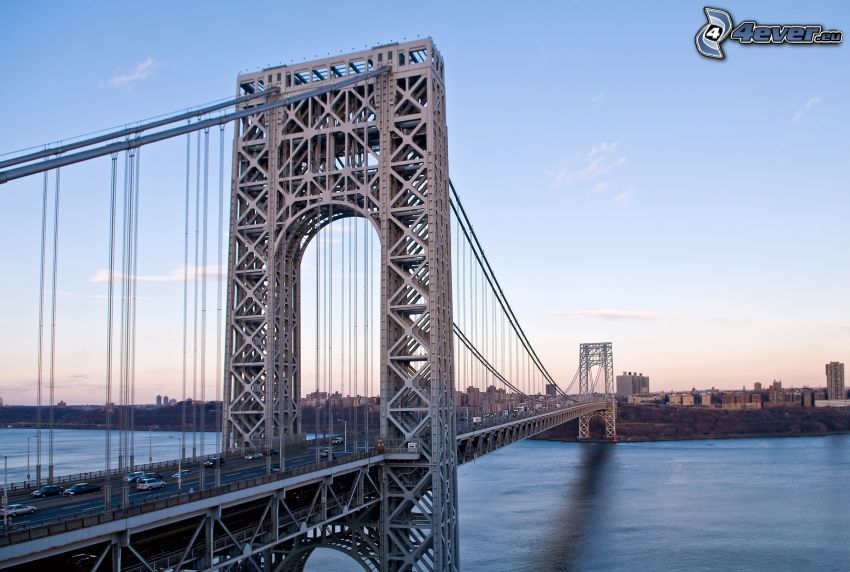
[591,181,609,194]
[554,309,682,322]
[89,265,224,283]
[107,58,158,88]
[554,309,753,325]
[612,186,635,206]
[549,142,627,187]
[591,93,604,104]
[791,96,821,123]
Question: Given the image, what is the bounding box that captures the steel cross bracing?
[223,39,458,571]
[578,342,616,439]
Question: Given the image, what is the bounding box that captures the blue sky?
[0,1,848,404]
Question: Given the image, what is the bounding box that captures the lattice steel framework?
[223,39,458,570]
[577,342,616,439]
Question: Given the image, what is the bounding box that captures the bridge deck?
[0,401,607,569]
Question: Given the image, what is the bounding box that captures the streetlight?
[26,436,35,485]
[148,425,159,464]
[335,419,347,453]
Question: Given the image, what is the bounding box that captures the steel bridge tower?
[578,342,616,439]
[223,39,458,570]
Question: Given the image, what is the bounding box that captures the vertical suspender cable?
[104,153,118,509]
[47,167,60,481]
[327,206,333,452]
[315,223,321,463]
[180,130,191,464]
[215,124,225,464]
[130,148,140,468]
[192,130,201,457]
[36,168,47,485]
[363,219,370,446]
[200,127,209,464]
[353,218,358,450]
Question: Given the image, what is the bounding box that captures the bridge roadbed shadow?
[529,443,612,571]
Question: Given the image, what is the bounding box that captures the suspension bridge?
[0,39,616,571]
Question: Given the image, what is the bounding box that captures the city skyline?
[1,1,849,405]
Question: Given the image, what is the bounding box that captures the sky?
[0,1,848,405]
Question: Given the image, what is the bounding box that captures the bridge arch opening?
[299,545,370,572]
[297,212,381,453]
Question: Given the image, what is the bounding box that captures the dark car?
[203,457,225,468]
[142,472,163,480]
[62,483,101,496]
[31,485,64,498]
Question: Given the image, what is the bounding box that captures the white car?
[244,452,264,460]
[1,504,36,517]
[136,477,165,491]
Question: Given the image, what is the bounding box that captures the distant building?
[545,383,558,397]
[826,362,845,401]
[668,392,695,406]
[628,394,660,404]
[767,380,784,406]
[722,391,762,410]
[616,372,650,398]
[0,396,4,406]
[156,394,163,407]
[753,382,762,391]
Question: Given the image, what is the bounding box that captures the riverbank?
[536,403,850,442]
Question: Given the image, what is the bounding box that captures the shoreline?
[535,430,850,444]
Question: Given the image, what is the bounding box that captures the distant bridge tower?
[578,342,616,439]
[223,39,458,570]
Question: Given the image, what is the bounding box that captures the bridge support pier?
[578,342,617,440]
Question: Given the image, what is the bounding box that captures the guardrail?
[1,447,273,494]
[0,451,381,546]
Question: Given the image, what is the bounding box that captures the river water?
[1,429,847,570]
[309,435,850,571]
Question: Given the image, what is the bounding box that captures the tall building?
[616,371,650,398]
[156,394,163,407]
[826,362,845,400]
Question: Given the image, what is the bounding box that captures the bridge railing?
[0,451,382,546]
[2,447,271,494]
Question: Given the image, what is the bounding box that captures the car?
[30,485,64,498]
[124,471,146,483]
[203,457,225,467]
[62,483,101,496]
[331,437,343,445]
[136,477,165,491]
[319,449,330,458]
[0,504,36,517]
[244,452,263,460]
[171,469,190,479]
[141,472,163,480]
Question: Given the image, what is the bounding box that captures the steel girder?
[577,343,616,439]
[455,402,607,464]
[223,39,458,571]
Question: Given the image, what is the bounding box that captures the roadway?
[1,444,355,532]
